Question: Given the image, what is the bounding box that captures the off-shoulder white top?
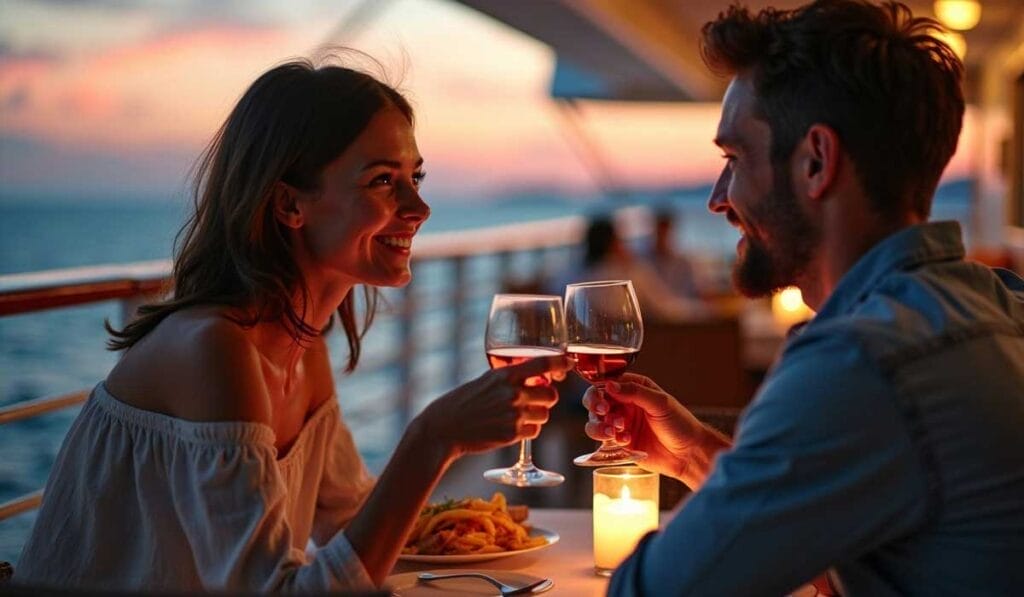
[16,382,376,592]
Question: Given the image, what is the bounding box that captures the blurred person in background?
[583,1,1024,595]
[546,216,708,322]
[647,208,703,299]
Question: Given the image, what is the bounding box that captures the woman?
[16,57,570,591]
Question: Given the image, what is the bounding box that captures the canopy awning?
[453,0,1024,103]
[454,0,726,102]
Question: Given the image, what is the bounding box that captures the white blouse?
[16,382,376,592]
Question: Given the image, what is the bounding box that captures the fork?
[417,572,553,595]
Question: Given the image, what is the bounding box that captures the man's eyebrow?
[361,157,425,171]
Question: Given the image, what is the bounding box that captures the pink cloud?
[0,24,295,153]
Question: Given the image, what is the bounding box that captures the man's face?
[708,76,819,297]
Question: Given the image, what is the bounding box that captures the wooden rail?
[0,491,43,522]
[0,260,171,317]
[0,391,90,426]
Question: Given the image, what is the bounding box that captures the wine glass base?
[573,447,647,467]
[483,465,565,488]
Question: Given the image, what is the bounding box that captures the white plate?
[398,527,559,564]
[386,569,553,596]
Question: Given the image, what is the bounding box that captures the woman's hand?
[418,354,574,458]
[583,373,732,488]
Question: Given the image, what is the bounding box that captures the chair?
[632,315,751,410]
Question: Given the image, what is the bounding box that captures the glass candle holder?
[592,466,659,576]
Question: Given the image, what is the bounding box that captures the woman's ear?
[272,182,304,229]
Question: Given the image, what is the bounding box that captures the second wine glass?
[565,280,647,466]
[483,294,567,487]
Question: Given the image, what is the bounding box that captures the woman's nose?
[399,185,430,223]
[708,163,731,214]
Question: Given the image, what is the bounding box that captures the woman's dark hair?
[701,0,964,218]
[107,54,413,372]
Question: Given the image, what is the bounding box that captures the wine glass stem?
[516,439,534,469]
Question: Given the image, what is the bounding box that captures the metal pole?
[396,280,416,435]
[452,256,467,383]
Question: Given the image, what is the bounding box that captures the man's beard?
[732,163,819,297]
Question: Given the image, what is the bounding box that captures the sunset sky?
[0,0,975,204]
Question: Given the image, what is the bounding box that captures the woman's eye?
[412,171,427,187]
[369,173,393,187]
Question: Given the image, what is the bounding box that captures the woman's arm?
[340,415,453,585]
[343,354,572,585]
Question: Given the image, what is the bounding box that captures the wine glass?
[483,294,567,487]
[564,280,646,466]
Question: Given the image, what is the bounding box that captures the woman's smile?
[374,233,414,254]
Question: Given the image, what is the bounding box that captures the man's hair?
[701,0,964,217]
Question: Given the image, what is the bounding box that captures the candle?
[592,467,659,576]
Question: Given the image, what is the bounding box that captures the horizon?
[0,177,977,210]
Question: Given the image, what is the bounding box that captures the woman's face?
[295,107,430,288]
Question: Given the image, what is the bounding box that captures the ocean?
[0,185,971,564]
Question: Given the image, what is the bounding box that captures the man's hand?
[583,373,732,488]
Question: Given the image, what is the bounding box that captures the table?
[391,508,819,596]
[391,508,659,596]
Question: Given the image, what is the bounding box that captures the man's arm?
[609,331,931,596]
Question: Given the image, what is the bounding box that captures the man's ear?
[797,124,840,201]
[271,182,304,229]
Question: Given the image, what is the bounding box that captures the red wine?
[567,344,639,385]
[486,346,565,386]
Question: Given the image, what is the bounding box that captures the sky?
[0,0,975,203]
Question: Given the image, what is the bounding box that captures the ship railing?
[0,211,666,522]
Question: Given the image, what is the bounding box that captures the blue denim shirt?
[609,221,1024,596]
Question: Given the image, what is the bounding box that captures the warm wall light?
[934,29,968,59]
[934,0,982,31]
[771,287,814,327]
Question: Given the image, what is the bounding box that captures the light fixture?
[771,287,814,327]
[934,29,968,59]
[933,0,982,31]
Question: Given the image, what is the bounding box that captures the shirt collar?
[812,220,965,321]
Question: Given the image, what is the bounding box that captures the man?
[587,1,1024,595]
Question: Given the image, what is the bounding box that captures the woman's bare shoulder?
[106,307,271,424]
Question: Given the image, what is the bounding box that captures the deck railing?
[0,210,665,523]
